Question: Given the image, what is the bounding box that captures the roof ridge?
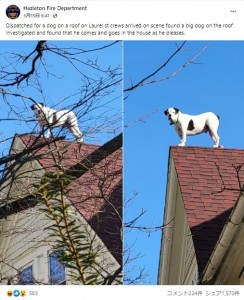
[18,133,101,148]
[170,145,244,151]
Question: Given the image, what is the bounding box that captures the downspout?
[200,193,244,284]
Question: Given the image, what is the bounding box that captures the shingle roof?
[170,146,244,275]
[19,134,122,264]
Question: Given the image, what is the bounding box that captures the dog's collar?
[170,116,179,125]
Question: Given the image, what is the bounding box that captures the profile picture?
[6,5,20,19]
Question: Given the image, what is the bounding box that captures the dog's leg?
[207,116,220,147]
[38,122,48,138]
[178,129,186,146]
[209,130,220,148]
[39,122,51,138]
[45,128,51,138]
[66,113,84,142]
[68,125,83,142]
[74,127,84,142]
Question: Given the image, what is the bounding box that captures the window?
[19,266,33,284]
[49,250,66,285]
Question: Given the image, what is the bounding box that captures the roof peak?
[170,145,244,151]
[17,133,101,148]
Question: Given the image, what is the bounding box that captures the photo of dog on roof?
[31,102,84,143]
[164,107,221,148]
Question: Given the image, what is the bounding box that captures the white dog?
[164,108,220,147]
[31,102,84,142]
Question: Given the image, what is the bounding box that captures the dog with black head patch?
[31,102,84,142]
[164,108,220,147]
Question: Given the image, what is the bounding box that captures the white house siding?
[0,201,120,285]
[0,206,53,284]
[158,157,198,285]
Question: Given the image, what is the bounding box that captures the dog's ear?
[164,109,168,115]
[30,104,35,110]
[174,108,179,114]
[39,102,44,107]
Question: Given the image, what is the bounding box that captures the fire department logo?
[6,5,21,19]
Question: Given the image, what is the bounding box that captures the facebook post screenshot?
[0,0,244,299]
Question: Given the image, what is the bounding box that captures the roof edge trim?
[200,193,244,284]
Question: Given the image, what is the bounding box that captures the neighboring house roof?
[170,146,244,276]
[3,134,122,265]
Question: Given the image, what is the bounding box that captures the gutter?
[200,193,244,284]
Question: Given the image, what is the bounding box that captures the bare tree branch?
[124,41,208,92]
